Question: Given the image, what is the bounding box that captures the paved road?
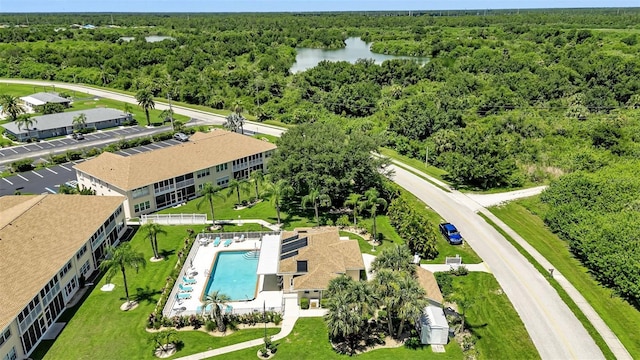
[0,138,183,196]
[391,164,604,360]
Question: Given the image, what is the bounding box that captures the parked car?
[72,132,84,140]
[173,132,189,142]
[439,222,464,245]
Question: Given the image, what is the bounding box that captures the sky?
[0,1,638,13]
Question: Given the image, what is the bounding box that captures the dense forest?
[1,10,640,305]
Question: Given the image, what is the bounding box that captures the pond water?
[118,35,175,43]
[290,37,428,73]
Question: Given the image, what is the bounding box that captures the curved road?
[1,79,616,359]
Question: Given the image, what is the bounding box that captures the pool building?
[164,227,365,317]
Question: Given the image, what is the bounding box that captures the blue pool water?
[204,251,259,301]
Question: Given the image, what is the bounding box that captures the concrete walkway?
[361,253,491,279]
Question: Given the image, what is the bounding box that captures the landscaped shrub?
[300,298,310,309]
[335,215,350,228]
[320,298,330,308]
[205,319,216,332]
[10,158,34,172]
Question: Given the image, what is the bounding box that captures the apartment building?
[73,129,277,219]
[0,195,126,360]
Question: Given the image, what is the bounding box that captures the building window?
[2,347,16,360]
[216,176,229,187]
[134,201,151,213]
[80,260,91,276]
[196,169,210,178]
[131,186,150,199]
[76,244,87,260]
[59,261,72,279]
[0,327,11,347]
[198,184,204,191]
[64,276,78,298]
[215,163,228,172]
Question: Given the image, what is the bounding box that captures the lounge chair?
[179,283,193,292]
[177,292,191,300]
[213,236,221,247]
[182,276,196,285]
[239,234,245,242]
[223,239,232,247]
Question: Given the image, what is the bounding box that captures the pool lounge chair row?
[177,292,191,300]
[179,283,193,292]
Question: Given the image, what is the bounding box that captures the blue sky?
[0,1,637,13]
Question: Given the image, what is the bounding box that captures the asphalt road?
[0,138,183,196]
[1,79,620,359]
[390,164,604,360]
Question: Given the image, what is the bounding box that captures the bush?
[320,298,330,308]
[11,158,34,172]
[335,215,351,228]
[300,298,310,309]
[78,127,96,134]
[205,319,216,332]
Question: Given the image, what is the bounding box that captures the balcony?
[154,184,176,195]
[232,159,263,172]
[175,178,195,189]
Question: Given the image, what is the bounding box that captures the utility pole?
[167,92,174,132]
[425,146,429,166]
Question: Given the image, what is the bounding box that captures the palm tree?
[197,183,225,227]
[249,170,264,200]
[347,281,377,318]
[15,115,37,139]
[140,222,167,260]
[72,113,87,132]
[205,290,231,332]
[371,245,415,274]
[99,243,146,305]
[372,269,402,336]
[395,273,427,338]
[136,88,155,126]
[223,112,245,134]
[0,94,25,121]
[345,193,363,226]
[159,108,174,124]
[262,178,293,224]
[148,329,178,353]
[226,178,249,205]
[362,188,387,242]
[123,102,132,115]
[325,295,365,355]
[301,187,332,225]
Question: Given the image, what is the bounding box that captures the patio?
[165,232,284,318]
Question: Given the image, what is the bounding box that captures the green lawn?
[33,225,278,360]
[214,317,464,360]
[489,199,640,358]
[449,273,540,359]
[379,147,449,184]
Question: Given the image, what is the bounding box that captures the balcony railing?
[175,178,195,189]
[232,160,262,171]
[154,184,176,195]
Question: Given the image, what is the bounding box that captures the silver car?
[173,132,189,142]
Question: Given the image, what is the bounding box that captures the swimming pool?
[204,251,259,301]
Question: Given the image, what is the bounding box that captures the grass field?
[489,199,640,359]
[213,317,464,360]
[379,147,449,184]
[32,225,283,360]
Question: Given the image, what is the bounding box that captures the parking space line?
[46,168,58,174]
[120,129,130,133]
[2,178,13,185]
[45,187,57,194]
[24,147,31,152]
[149,143,163,148]
[31,171,44,178]
[0,152,5,157]
[17,174,29,181]
[59,164,72,171]
[9,148,18,154]
[129,148,142,153]
[119,149,132,155]
[141,145,154,151]
[58,140,68,145]
[33,143,44,149]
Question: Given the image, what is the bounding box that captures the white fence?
[141,213,208,225]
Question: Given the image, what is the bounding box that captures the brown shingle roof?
[73,129,276,191]
[0,195,125,330]
[415,266,444,305]
[278,228,365,291]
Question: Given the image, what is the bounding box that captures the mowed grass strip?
[34,225,278,360]
[489,199,640,358]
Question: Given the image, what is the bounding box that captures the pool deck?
[170,236,283,317]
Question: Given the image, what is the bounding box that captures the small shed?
[420,304,449,345]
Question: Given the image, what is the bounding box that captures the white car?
[173,132,189,142]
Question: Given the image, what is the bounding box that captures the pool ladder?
[243,250,260,259]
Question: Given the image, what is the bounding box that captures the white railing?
[175,178,195,189]
[154,184,175,195]
[140,214,208,225]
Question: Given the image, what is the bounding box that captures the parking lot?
[0,138,183,196]
[0,126,147,158]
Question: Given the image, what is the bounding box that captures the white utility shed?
[420,304,449,345]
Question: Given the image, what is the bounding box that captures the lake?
[290,37,428,73]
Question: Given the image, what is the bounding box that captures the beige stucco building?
[276,228,365,306]
[73,129,276,219]
[0,195,126,360]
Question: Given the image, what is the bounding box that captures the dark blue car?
[439,222,464,245]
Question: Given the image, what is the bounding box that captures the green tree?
[226,178,250,205]
[72,112,87,132]
[159,108,174,128]
[197,183,225,226]
[262,177,293,224]
[345,193,363,226]
[148,329,178,353]
[136,88,155,126]
[371,245,415,274]
[301,187,332,225]
[15,114,37,133]
[205,290,231,332]
[372,269,402,336]
[395,272,427,338]
[362,188,387,241]
[99,243,146,305]
[0,94,25,121]
[223,112,245,134]
[249,169,264,200]
[325,294,366,355]
[139,222,167,260]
